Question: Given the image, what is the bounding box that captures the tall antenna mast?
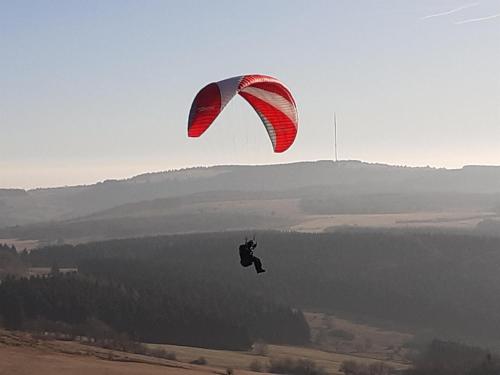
[333,112,338,162]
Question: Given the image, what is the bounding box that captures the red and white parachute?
[188,74,298,153]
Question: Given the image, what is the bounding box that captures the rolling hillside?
[2,161,500,244]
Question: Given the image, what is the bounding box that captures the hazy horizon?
[3,158,500,191]
[2,0,499,189]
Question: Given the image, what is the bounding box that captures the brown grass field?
[0,238,39,251]
[0,321,410,375]
[147,342,409,374]
[185,198,496,233]
[147,313,411,375]
[305,312,413,362]
[291,211,496,232]
[0,329,261,375]
[27,267,78,276]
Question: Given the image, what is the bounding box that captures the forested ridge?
[3,161,500,233]
[17,230,500,348]
[0,238,310,349]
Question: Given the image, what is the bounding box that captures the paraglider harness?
[238,235,265,273]
[239,237,257,267]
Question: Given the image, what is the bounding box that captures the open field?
[94,198,303,220]
[27,267,78,276]
[0,238,39,251]
[4,209,498,248]
[0,327,409,375]
[292,211,498,232]
[0,329,261,375]
[148,340,409,374]
[0,316,412,375]
[306,312,413,361]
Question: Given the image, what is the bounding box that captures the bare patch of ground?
[149,340,409,374]
[0,330,260,375]
[305,312,413,363]
[187,198,302,218]
[0,238,39,252]
[27,267,78,277]
[0,318,410,375]
[292,212,498,232]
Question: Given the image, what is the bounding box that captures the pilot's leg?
[252,256,265,273]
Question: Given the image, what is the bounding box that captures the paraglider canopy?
[188,74,298,153]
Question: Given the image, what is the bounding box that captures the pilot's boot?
[253,257,265,273]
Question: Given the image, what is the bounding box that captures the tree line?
[0,254,309,349]
[21,230,500,348]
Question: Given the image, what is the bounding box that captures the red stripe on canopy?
[245,81,296,107]
[239,91,297,153]
[187,74,298,152]
[188,83,222,137]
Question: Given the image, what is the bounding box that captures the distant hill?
[1,161,500,243]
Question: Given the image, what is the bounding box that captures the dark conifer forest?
[0,249,310,349]
[3,230,500,349]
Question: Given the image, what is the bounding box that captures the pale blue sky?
[1,0,499,188]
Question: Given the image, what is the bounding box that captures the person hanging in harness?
[239,238,266,273]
